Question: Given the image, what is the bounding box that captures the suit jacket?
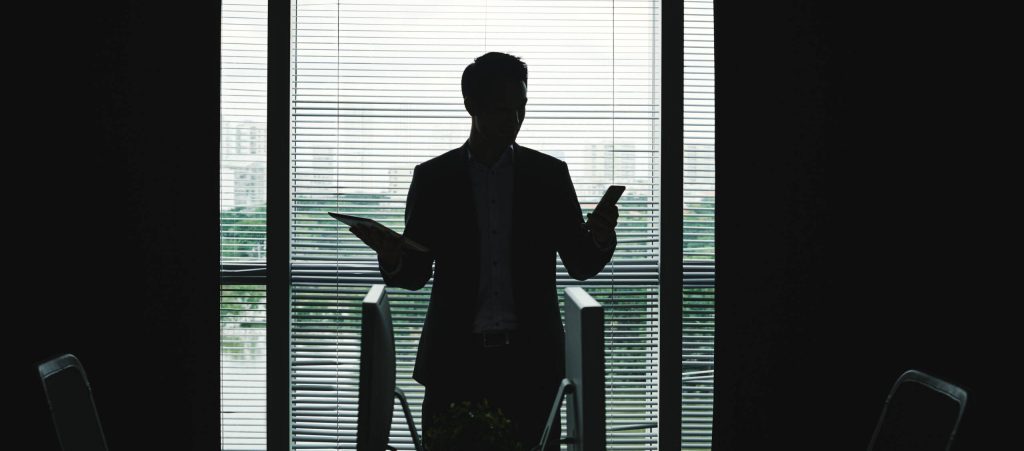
[380,142,616,388]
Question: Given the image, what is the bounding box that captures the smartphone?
[587,185,625,228]
[595,185,626,211]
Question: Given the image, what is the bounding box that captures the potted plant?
[424,398,528,451]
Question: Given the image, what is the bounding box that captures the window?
[220,1,269,449]
[681,1,715,448]
[220,1,713,450]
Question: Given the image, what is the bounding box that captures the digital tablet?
[328,212,430,253]
[329,212,380,229]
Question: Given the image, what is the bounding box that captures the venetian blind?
[221,1,269,449]
[681,1,715,449]
[288,1,663,449]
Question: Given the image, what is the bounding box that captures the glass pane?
[221,1,268,450]
[682,0,715,449]
[221,284,268,450]
[221,0,268,264]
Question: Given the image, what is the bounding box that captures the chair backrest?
[868,369,967,451]
[38,354,109,451]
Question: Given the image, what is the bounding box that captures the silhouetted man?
[351,52,617,449]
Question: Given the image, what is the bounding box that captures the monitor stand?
[388,387,423,451]
[537,378,577,450]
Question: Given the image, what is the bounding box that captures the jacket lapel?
[455,143,480,245]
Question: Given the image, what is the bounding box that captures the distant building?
[221,121,267,210]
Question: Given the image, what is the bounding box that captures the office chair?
[868,369,967,451]
[38,354,109,451]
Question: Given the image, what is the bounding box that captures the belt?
[476,330,516,348]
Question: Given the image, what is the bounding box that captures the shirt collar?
[466,142,516,166]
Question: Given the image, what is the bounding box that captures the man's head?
[462,52,528,146]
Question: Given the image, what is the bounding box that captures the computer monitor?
[564,286,606,450]
[356,284,422,451]
[539,287,605,450]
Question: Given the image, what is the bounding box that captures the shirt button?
[491,229,497,234]
[493,260,497,265]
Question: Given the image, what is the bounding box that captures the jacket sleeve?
[379,164,435,290]
[555,161,616,280]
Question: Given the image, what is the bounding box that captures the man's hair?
[461,52,528,104]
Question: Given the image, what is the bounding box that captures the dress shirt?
[466,143,518,333]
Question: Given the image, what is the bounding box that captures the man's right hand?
[349,223,403,270]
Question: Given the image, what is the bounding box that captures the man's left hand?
[587,203,618,246]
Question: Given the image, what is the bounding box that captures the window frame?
[216,1,706,449]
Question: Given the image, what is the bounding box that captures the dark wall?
[12,1,1014,450]
[13,2,219,449]
[715,1,1014,449]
